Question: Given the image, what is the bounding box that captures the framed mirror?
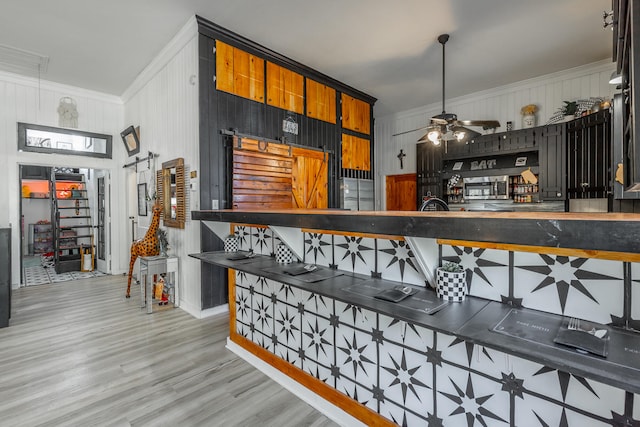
[160,158,185,229]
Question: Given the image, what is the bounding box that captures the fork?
[567,317,607,339]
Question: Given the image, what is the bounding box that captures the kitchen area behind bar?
[416,108,613,213]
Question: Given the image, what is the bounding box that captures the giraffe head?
[152,203,163,215]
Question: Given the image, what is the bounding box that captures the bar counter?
[192,209,640,426]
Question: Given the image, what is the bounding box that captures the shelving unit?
[31,222,53,254]
[51,171,94,273]
[510,174,539,204]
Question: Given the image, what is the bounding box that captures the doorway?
[386,173,417,211]
[19,164,111,286]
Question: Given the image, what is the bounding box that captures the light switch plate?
[212,199,219,210]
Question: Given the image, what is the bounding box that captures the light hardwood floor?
[0,275,338,427]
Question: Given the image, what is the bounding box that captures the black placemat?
[374,287,417,303]
[264,265,343,282]
[344,284,449,315]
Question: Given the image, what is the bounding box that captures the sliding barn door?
[231,137,328,210]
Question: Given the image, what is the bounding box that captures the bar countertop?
[192,209,640,255]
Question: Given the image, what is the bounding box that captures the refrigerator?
[339,178,374,211]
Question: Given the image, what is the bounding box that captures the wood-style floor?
[0,275,338,427]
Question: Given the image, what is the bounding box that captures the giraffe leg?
[126,251,138,298]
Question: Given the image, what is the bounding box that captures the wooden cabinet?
[416,141,443,206]
[306,78,336,124]
[266,62,304,114]
[341,94,370,135]
[566,110,611,199]
[499,128,536,153]
[341,134,370,171]
[538,124,566,201]
[216,41,265,103]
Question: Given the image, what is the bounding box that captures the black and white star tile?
[513,252,624,324]
[441,245,510,302]
[378,341,434,424]
[251,226,274,255]
[301,313,333,382]
[334,326,377,389]
[234,225,251,251]
[334,235,376,275]
[436,369,509,426]
[377,239,424,286]
[304,232,332,267]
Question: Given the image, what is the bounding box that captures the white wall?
[0,71,125,286]
[122,18,202,317]
[374,60,617,210]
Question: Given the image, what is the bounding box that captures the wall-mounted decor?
[137,183,147,216]
[17,122,111,159]
[120,125,140,157]
[57,97,78,128]
[158,158,185,229]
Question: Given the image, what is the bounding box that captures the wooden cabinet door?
[306,78,336,124]
[215,40,235,94]
[538,124,566,201]
[566,111,611,199]
[291,147,328,208]
[266,62,304,114]
[233,48,264,102]
[342,134,370,171]
[216,40,264,103]
[341,94,370,135]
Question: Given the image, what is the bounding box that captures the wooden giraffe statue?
[126,203,162,298]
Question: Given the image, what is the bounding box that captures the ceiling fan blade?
[392,125,428,137]
[454,119,501,130]
[430,117,448,125]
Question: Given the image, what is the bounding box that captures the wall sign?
[283,116,299,135]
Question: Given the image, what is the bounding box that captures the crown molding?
[0,70,122,105]
[121,16,198,104]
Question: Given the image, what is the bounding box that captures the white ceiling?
[0,0,613,117]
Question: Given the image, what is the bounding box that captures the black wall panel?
[196,21,375,309]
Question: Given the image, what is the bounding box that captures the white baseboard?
[226,338,366,427]
[179,301,229,319]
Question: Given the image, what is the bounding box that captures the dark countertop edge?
[190,251,640,395]
[191,210,640,255]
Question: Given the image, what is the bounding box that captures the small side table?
[139,255,179,314]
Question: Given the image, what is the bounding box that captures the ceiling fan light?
[427,130,441,143]
[454,130,466,141]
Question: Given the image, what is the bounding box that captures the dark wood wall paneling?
[197,17,375,309]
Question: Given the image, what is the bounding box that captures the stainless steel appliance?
[463,175,509,200]
[340,178,374,210]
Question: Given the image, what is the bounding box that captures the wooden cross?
[397,149,406,169]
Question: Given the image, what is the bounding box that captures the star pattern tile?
[304,232,332,266]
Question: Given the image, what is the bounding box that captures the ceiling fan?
[394,34,500,145]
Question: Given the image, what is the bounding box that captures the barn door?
[291,147,328,209]
[230,137,328,210]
